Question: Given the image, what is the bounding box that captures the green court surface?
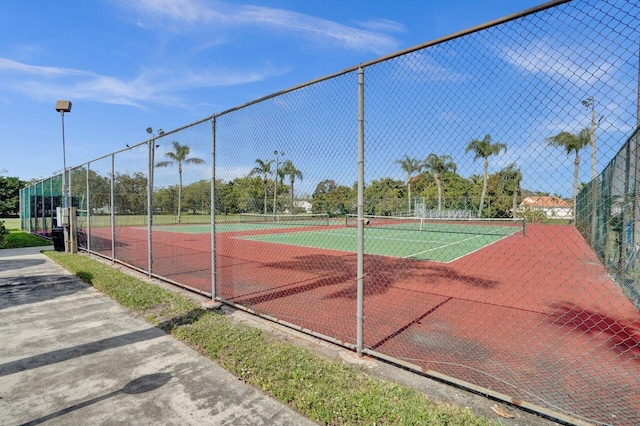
[151,222,327,234]
[237,226,520,262]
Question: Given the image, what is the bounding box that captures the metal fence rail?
[20,0,640,423]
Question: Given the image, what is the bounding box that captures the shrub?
[0,221,9,248]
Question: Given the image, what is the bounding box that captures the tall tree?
[155,141,205,223]
[466,135,507,217]
[364,177,405,216]
[423,154,457,212]
[499,163,523,218]
[0,176,24,216]
[249,159,273,215]
[280,159,303,214]
[395,155,422,215]
[545,128,590,216]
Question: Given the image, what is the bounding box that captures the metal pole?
[356,66,365,356]
[590,99,596,180]
[50,179,54,233]
[622,140,631,275]
[637,38,640,129]
[111,154,116,260]
[590,99,598,246]
[40,182,45,236]
[87,163,91,252]
[273,151,283,218]
[68,167,72,208]
[274,155,278,217]
[26,186,30,233]
[61,112,67,208]
[147,139,154,277]
[211,118,217,300]
[634,39,640,262]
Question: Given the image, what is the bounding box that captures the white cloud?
[354,18,406,34]
[499,39,616,87]
[0,57,90,77]
[0,57,284,108]
[397,52,469,82]
[116,0,401,55]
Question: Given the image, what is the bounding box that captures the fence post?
[40,182,45,236]
[356,66,365,356]
[111,154,116,260]
[148,140,154,277]
[49,179,54,233]
[211,117,217,300]
[633,128,640,271]
[87,164,91,252]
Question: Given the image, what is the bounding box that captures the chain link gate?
[20,0,640,423]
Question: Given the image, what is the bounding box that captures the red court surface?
[86,223,640,424]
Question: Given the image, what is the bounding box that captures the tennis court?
[235,215,525,262]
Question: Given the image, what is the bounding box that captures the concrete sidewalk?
[0,246,315,425]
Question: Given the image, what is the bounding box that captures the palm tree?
[423,154,457,212]
[466,135,507,217]
[280,159,303,214]
[155,141,205,223]
[499,163,522,218]
[546,128,590,217]
[395,155,423,215]
[250,159,273,215]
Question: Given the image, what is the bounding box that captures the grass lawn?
[1,217,20,230]
[45,251,496,426]
[1,218,51,249]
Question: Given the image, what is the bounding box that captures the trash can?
[52,227,65,252]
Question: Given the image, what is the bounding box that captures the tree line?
[22,127,586,220]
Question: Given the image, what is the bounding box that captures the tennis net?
[345,214,526,237]
[238,213,330,226]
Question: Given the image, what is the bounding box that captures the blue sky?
[2,0,639,200]
[1,0,545,180]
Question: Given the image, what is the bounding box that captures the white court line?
[404,229,519,260]
[310,229,452,245]
[239,227,518,263]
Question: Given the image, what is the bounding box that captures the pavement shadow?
[20,372,172,425]
[0,258,46,273]
[0,274,87,310]
[0,327,165,377]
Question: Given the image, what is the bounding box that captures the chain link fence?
[19,0,640,423]
[577,127,640,310]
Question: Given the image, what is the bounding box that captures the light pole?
[582,96,604,246]
[273,150,285,217]
[55,100,72,207]
[145,127,162,277]
[582,97,597,180]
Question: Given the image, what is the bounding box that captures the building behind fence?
[20,0,640,423]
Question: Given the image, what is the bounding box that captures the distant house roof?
[520,196,572,208]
